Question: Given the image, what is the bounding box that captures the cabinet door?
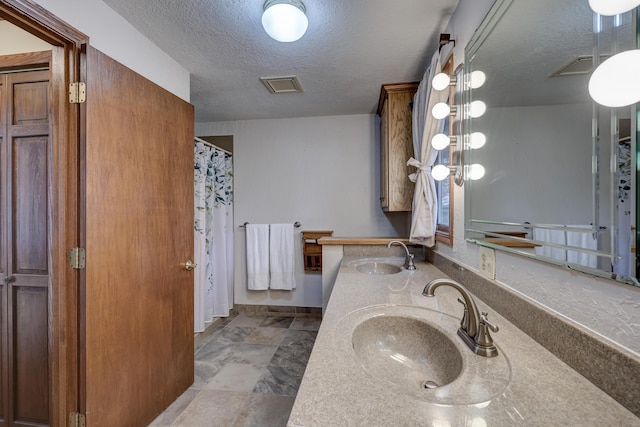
[82,46,194,427]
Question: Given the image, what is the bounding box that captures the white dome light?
[432,102,455,119]
[431,133,451,150]
[469,132,486,149]
[469,71,486,89]
[469,100,486,118]
[431,164,451,181]
[432,73,454,91]
[588,0,640,16]
[589,50,640,107]
[262,0,308,42]
[468,164,485,180]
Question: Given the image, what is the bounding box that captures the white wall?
[0,21,51,54]
[196,115,410,308]
[32,0,189,101]
[438,0,640,356]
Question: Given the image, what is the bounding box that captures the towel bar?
[240,221,301,228]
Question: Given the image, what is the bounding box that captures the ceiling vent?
[550,55,610,77]
[260,75,303,94]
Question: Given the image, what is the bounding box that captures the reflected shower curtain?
[194,142,234,333]
[615,138,631,276]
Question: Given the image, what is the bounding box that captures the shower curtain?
[408,51,449,246]
[194,141,234,333]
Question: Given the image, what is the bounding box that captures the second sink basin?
[352,315,462,390]
[356,262,402,275]
[347,257,404,275]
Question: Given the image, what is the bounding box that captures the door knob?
[182,260,197,271]
[4,276,16,284]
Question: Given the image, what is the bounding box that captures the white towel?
[246,224,270,290]
[566,226,598,268]
[533,226,567,262]
[269,224,296,290]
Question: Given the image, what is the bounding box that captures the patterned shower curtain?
[194,141,234,333]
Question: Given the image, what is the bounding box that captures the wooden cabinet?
[377,82,418,212]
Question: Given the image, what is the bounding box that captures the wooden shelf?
[302,231,333,271]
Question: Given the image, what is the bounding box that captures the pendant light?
[262,0,308,42]
[589,49,640,107]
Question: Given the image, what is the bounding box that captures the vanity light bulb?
[588,0,640,16]
[431,133,451,150]
[588,49,640,107]
[469,132,486,149]
[469,100,486,118]
[470,71,486,89]
[468,164,485,181]
[431,164,451,181]
[432,102,452,119]
[432,73,453,91]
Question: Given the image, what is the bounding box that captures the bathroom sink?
[347,257,404,275]
[355,262,402,275]
[351,315,462,390]
[336,305,512,405]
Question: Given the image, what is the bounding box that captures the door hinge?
[68,412,86,427]
[68,247,86,270]
[69,82,86,104]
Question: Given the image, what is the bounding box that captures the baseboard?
[234,304,322,318]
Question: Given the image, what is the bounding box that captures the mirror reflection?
[464,0,637,285]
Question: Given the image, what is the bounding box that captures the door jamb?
[0,1,88,425]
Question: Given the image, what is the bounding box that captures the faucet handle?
[406,253,416,270]
[457,298,469,331]
[480,312,499,332]
[475,312,499,350]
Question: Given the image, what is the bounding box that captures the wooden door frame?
[0,1,87,425]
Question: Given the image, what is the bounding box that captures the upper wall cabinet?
[377,82,418,211]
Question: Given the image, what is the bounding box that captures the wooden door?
[0,69,50,426]
[82,46,194,427]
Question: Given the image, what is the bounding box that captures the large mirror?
[464,0,638,286]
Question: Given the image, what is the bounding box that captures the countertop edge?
[317,237,416,245]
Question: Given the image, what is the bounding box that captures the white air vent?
[550,55,611,77]
[260,76,303,94]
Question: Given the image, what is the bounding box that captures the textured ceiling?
[100,0,459,122]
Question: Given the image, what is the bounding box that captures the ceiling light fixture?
[589,49,640,107]
[262,0,308,43]
[588,0,640,16]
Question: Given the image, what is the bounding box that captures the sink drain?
[421,380,439,390]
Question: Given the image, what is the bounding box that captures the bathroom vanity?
[287,255,640,426]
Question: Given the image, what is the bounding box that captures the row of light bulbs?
[429,0,640,184]
[429,70,487,183]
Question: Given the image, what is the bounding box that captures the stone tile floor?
[148,312,320,427]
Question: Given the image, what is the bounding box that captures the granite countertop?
[287,257,640,426]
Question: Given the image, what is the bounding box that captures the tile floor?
[148,312,321,427]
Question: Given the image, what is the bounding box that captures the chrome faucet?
[422,278,499,357]
[386,240,416,271]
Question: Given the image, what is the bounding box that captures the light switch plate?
[479,246,496,280]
